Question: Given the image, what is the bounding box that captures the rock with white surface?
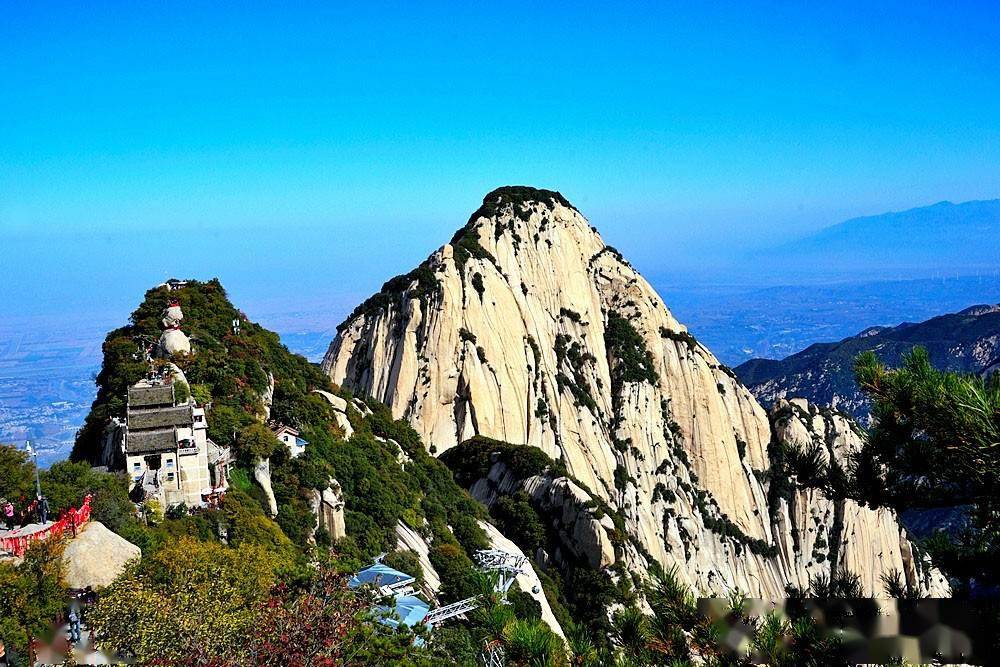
[323,186,947,597]
[62,521,141,590]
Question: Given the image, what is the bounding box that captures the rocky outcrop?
[323,186,947,598]
[771,398,864,468]
[468,459,621,570]
[254,456,278,517]
[309,478,346,542]
[155,299,192,356]
[769,400,950,596]
[313,390,356,438]
[395,521,442,593]
[162,301,184,328]
[158,328,191,356]
[62,521,141,589]
[262,372,275,420]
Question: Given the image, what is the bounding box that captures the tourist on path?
[0,638,10,666]
[68,607,82,643]
[1,501,13,530]
[38,495,50,524]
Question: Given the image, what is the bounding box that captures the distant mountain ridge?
[762,198,1000,275]
[735,304,1000,420]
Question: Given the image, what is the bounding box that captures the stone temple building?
[124,379,218,507]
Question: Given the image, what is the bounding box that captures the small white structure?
[159,278,189,292]
[273,424,309,458]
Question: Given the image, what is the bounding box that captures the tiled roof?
[127,428,177,454]
[377,595,430,629]
[348,563,415,590]
[128,405,192,430]
[128,384,175,408]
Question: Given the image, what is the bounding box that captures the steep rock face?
[395,521,442,593]
[479,520,566,638]
[323,187,945,597]
[769,400,949,596]
[468,459,624,571]
[771,398,864,468]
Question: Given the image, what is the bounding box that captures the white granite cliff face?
[323,187,947,598]
[309,478,346,543]
[768,400,948,596]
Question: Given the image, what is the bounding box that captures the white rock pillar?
[254,456,278,517]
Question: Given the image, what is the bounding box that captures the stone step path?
[33,624,118,665]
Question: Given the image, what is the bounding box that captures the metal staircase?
[481,640,505,667]
[424,596,482,625]
[423,549,529,626]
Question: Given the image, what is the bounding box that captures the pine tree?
[854,347,1000,594]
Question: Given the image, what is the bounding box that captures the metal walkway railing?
[425,596,482,625]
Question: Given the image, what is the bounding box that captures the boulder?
[62,521,140,590]
[254,456,278,517]
[312,389,355,438]
[158,328,191,356]
[161,304,184,328]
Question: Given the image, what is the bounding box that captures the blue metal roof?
[348,562,414,589]
[377,594,430,629]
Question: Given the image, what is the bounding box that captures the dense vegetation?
[0,541,65,664]
[6,280,566,665]
[606,311,659,393]
[442,435,567,487]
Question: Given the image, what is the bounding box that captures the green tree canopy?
[0,445,35,504]
[0,539,66,665]
[855,347,1000,593]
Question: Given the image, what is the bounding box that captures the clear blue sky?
[2,1,999,317]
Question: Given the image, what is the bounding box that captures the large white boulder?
[62,521,140,590]
[159,328,191,356]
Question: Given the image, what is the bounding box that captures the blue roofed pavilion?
[348,562,416,592]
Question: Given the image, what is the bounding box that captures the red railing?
[0,494,92,558]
